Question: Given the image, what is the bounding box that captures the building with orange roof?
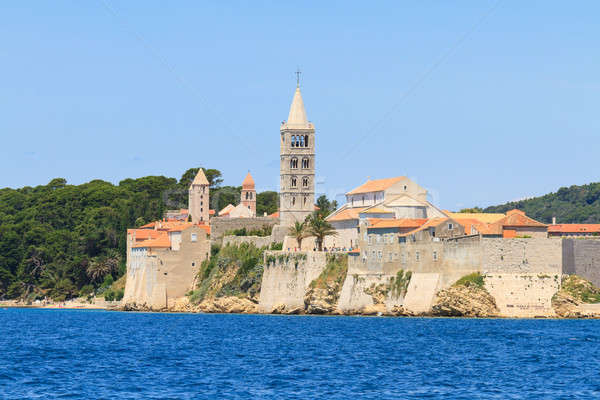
[548,224,600,237]
[124,222,210,310]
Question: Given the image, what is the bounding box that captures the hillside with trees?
[482,182,600,224]
[0,168,278,301]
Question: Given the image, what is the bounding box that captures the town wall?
[222,235,275,249]
[562,238,600,286]
[210,216,278,239]
[258,251,328,313]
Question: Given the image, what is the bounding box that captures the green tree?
[288,221,307,249]
[307,212,337,251]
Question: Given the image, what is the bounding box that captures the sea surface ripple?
[1,309,599,399]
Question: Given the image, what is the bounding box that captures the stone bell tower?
[241,172,256,217]
[189,168,210,224]
[279,77,315,226]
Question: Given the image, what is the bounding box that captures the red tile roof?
[500,209,546,228]
[327,207,366,222]
[548,224,600,233]
[346,177,405,195]
[368,218,427,229]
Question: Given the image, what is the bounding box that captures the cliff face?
[552,275,600,318]
[432,285,499,317]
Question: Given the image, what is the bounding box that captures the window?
[290,158,298,169]
[300,135,304,147]
[291,177,297,187]
[295,136,300,147]
[378,250,382,260]
[403,185,407,191]
[448,223,453,230]
[304,197,307,205]
[292,196,296,206]
[291,135,295,147]
[192,262,195,266]
[389,253,393,261]
[302,177,309,187]
[302,158,309,168]
[416,251,420,262]
[305,135,309,147]
[191,233,197,242]
[433,251,438,261]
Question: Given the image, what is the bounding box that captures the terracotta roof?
[167,222,194,232]
[452,218,482,235]
[209,209,215,215]
[348,248,360,255]
[346,177,405,195]
[368,218,427,229]
[445,212,505,224]
[132,234,171,249]
[327,207,366,222]
[127,229,164,241]
[548,224,600,233]
[360,207,394,214]
[242,172,255,189]
[138,222,156,229]
[473,222,503,236]
[180,209,189,214]
[197,224,211,235]
[500,209,546,228]
[268,211,279,218]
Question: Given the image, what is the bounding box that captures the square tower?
[189,168,210,224]
[279,85,315,226]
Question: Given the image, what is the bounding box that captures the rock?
[304,287,337,314]
[552,275,600,318]
[360,303,386,316]
[270,304,303,314]
[432,284,499,317]
[198,296,257,314]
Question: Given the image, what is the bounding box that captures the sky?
[1,1,599,210]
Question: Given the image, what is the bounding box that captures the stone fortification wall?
[258,251,328,313]
[484,274,560,317]
[210,217,278,239]
[222,235,274,249]
[562,238,600,287]
[481,238,562,274]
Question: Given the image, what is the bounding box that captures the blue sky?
[1,1,599,210]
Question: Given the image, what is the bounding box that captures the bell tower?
[241,172,256,217]
[189,168,210,224]
[279,75,315,226]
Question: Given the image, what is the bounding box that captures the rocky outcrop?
[432,284,499,317]
[552,275,600,318]
[304,284,339,314]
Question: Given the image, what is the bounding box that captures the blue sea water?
[0,309,599,399]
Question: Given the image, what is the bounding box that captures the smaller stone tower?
[189,168,210,224]
[241,172,256,217]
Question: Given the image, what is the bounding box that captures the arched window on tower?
[245,192,249,200]
[305,135,309,147]
[291,177,297,187]
[291,135,295,147]
[290,158,298,169]
[302,158,309,169]
[295,136,300,147]
[292,196,296,206]
[304,197,307,205]
[300,135,304,147]
[302,177,309,187]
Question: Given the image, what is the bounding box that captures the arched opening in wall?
[303,197,307,205]
[292,196,296,206]
[304,135,309,147]
[295,136,300,147]
[362,196,365,205]
[245,192,249,200]
[300,135,304,147]
[302,158,309,168]
[290,158,298,169]
[291,135,295,147]
[291,177,297,187]
[302,177,309,187]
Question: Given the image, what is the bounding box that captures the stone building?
[240,172,256,217]
[325,176,446,249]
[124,222,211,309]
[189,168,210,224]
[279,84,315,226]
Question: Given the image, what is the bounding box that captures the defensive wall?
[258,251,329,313]
[210,217,278,240]
[562,238,600,287]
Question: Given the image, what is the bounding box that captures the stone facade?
[210,216,279,240]
[123,225,210,309]
[562,238,600,287]
[279,86,315,226]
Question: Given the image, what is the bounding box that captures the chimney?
[552,216,556,225]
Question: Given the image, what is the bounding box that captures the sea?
[0,309,599,399]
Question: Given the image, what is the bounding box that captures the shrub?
[389,269,412,296]
[104,289,115,301]
[79,284,94,297]
[454,272,485,288]
[270,242,283,251]
[114,288,124,301]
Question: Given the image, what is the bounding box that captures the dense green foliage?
[0,168,279,301]
[225,225,273,237]
[389,269,412,296]
[560,275,600,303]
[454,272,485,288]
[190,243,267,303]
[309,254,348,290]
[483,182,600,223]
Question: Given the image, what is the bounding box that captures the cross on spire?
[295,68,301,87]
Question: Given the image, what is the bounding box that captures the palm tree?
[86,257,116,283]
[288,221,307,249]
[307,212,337,251]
